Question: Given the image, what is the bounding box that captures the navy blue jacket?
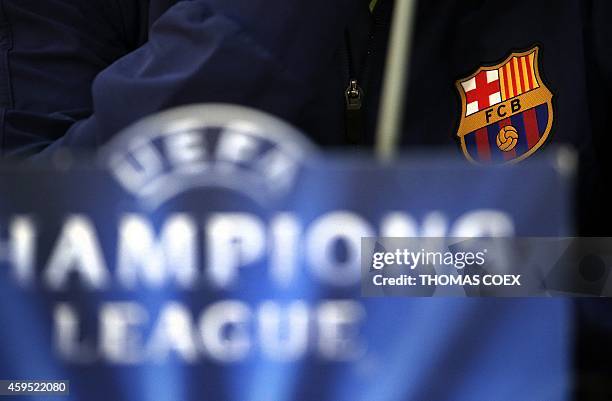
[2,0,610,234]
[0,0,359,153]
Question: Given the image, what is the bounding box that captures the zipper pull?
[345,80,364,144]
[345,80,363,111]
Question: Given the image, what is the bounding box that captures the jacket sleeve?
[14,0,353,157]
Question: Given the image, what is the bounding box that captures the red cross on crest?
[465,71,501,111]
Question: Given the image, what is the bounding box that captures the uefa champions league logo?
[102,104,317,208]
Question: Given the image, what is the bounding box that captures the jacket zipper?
[344,32,365,145]
[344,6,380,145]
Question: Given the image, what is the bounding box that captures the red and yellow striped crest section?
[498,50,539,101]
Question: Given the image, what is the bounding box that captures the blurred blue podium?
[0,106,574,401]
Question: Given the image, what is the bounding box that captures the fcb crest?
[455,46,553,164]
